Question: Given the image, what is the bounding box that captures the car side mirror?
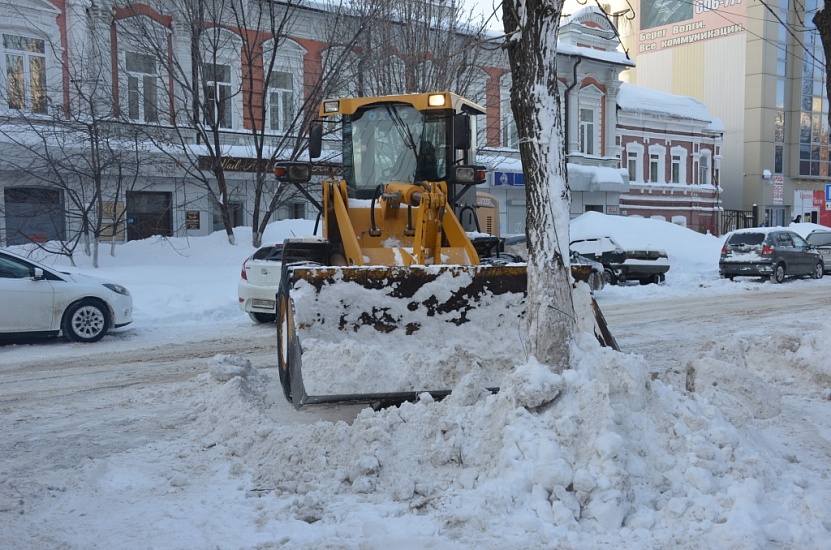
[32,267,44,280]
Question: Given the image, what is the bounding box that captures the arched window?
[200,28,243,129]
[263,39,306,134]
[577,85,602,156]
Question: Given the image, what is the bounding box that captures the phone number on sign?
[696,0,741,14]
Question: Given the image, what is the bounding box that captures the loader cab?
[308,93,486,226]
[343,102,451,199]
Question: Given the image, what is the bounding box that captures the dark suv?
[719,228,823,283]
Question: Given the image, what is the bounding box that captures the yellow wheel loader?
[274,92,616,408]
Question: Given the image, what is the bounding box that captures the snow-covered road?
[3,280,829,496]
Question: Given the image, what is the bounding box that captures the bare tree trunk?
[502,0,574,373]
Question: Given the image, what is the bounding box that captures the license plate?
[252,299,276,309]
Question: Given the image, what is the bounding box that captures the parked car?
[719,228,824,283]
[569,235,670,285]
[806,229,831,274]
[238,243,283,323]
[499,235,604,292]
[0,249,133,342]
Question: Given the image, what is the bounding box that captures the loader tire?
[277,284,294,403]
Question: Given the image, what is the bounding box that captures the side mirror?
[32,267,44,280]
[309,122,323,159]
[453,114,471,150]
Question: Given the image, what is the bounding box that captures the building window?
[3,187,65,245]
[670,146,687,184]
[212,201,242,232]
[3,34,47,114]
[289,201,305,219]
[203,63,231,128]
[627,151,637,181]
[775,145,784,174]
[671,155,681,183]
[501,96,518,148]
[649,153,660,182]
[267,71,294,132]
[579,108,594,155]
[699,153,710,185]
[625,143,643,183]
[125,52,158,123]
[648,145,665,184]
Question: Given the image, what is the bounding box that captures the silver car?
[806,229,831,274]
[0,249,133,342]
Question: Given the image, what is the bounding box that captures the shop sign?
[186,211,200,230]
[494,171,525,186]
[773,184,783,205]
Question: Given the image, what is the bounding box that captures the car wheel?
[770,263,786,284]
[62,299,110,343]
[602,268,616,286]
[811,262,824,280]
[249,312,277,323]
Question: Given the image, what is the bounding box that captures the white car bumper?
[238,280,279,314]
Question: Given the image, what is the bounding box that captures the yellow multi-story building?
[590,0,831,228]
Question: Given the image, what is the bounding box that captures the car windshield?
[728,233,765,246]
[807,232,831,246]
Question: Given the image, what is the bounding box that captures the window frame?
[262,39,306,135]
[698,150,712,186]
[2,33,48,114]
[670,146,687,184]
[266,70,294,133]
[648,144,666,184]
[500,77,518,149]
[125,51,160,123]
[576,85,603,157]
[625,142,644,183]
[579,108,595,155]
[203,62,232,129]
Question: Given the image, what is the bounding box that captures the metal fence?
[721,210,756,235]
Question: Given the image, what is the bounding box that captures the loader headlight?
[452,165,487,184]
[323,100,340,113]
[274,162,313,183]
[427,93,447,107]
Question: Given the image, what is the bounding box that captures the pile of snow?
[4,214,831,548]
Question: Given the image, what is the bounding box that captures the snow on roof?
[557,42,635,67]
[568,163,626,185]
[479,154,626,187]
[618,82,725,132]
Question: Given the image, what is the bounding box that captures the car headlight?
[103,283,131,296]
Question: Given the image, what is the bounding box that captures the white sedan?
[238,244,283,323]
[0,249,133,342]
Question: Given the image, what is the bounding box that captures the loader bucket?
[277,264,617,408]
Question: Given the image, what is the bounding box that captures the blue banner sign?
[494,171,525,186]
